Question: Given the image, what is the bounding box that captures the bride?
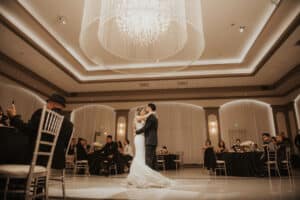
[127,106,172,188]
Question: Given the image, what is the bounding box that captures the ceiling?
[0,0,299,103]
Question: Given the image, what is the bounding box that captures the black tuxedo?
[10,108,73,169]
[76,143,88,161]
[136,114,158,169]
[136,114,158,146]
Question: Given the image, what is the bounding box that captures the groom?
[136,103,158,169]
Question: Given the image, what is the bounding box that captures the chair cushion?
[216,160,225,164]
[266,161,276,164]
[76,160,88,164]
[0,164,47,177]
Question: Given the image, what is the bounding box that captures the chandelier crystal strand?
[98,0,188,61]
[115,0,171,46]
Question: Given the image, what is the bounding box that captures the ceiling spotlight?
[57,16,67,25]
[239,26,245,33]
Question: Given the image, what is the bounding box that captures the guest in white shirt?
[123,139,133,170]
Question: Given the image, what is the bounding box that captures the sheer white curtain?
[128,102,206,164]
[0,84,45,121]
[71,105,116,145]
[219,100,276,147]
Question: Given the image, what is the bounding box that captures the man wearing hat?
[7,93,73,169]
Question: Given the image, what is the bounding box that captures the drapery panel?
[128,102,206,164]
[219,100,276,147]
[0,84,45,121]
[71,105,116,145]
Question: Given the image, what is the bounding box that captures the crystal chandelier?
[79,0,205,73]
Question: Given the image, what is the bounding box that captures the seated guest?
[203,140,216,172]
[280,132,291,148]
[122,139,133,170]
[271,136,277,146]
[68,138,77,155]
[76,138,89,160]
[159,146,169,154]
[87,144,92,153]
[6,94,73,169]
[88,135,123,175]
[232,139,242,152]
[276,135,287,164]
[0,106,8,126]
[216,140,228,153]
[262,133,276,152]
[260,132,277,163]
[117,141,124,154]
[295,130,300,154]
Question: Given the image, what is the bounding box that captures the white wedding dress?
[127,120,172,188]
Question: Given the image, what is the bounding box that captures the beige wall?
[0,75,47,99]
[0,76,46,121]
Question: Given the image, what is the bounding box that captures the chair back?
[175,151,184,162]
[157,154,165,162]
[266,146,277,162]
[29,106,64,177]
[285,147,291,162]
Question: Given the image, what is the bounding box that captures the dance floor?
[49,168,300,200]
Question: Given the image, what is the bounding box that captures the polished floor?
[49,168,300,200]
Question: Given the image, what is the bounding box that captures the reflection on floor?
[49,168,300,200]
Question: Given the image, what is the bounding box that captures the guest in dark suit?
[100,136,119,158]
[136,103,158,169]
[88,135,122,175]
[7,94,73,169]
[76,138,89,161]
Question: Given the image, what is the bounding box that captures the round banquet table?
[0,126,30,164]
[216,152,264,177]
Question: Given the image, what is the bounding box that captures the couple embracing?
[127,103,173,188]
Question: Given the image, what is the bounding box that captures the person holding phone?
[6,94,74,169]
